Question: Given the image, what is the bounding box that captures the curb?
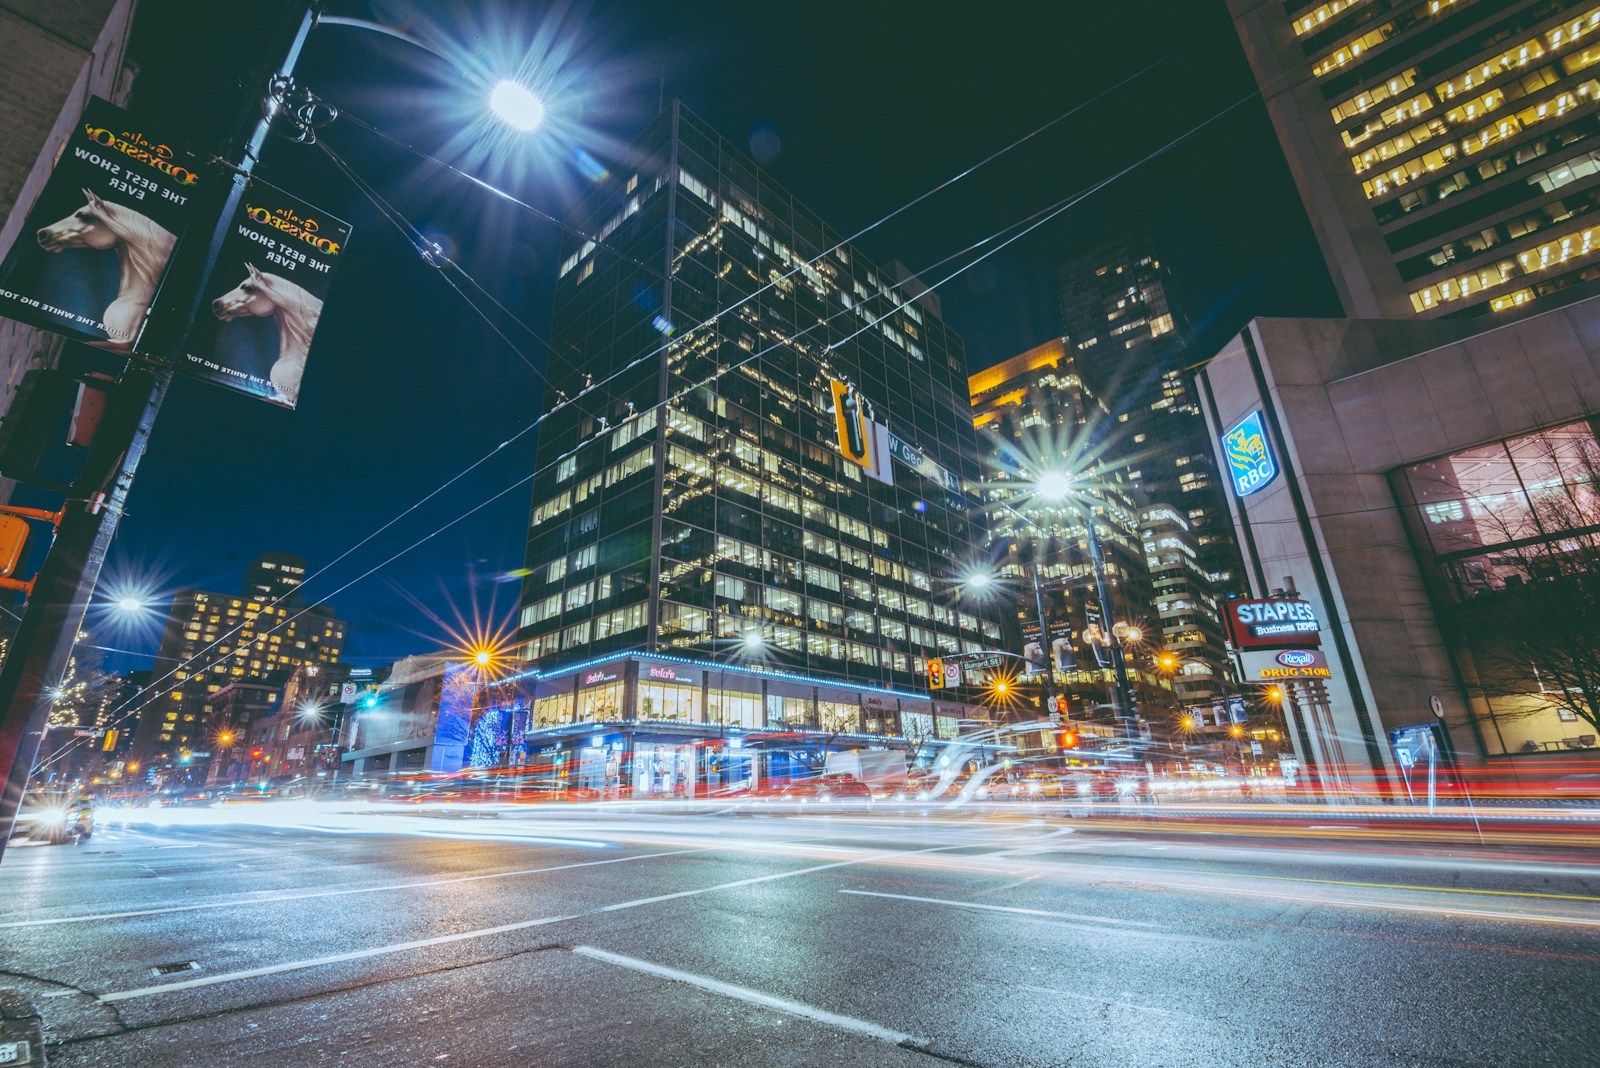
[0,988,44,1066]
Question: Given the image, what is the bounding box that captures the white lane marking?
[572,946,921,1046]
[99,843,957,1003]
[99,912,583,1002]
[2,848,710,930]
[840,889,1162,927]
[840,889,1226,944]
[1019,984,1199,1020]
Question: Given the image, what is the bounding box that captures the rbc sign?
[1223,410,1278,497]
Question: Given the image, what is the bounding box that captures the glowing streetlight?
[963,568,995,591]
[740,631,764,652]
[474,649,494,668]
[218,731,234,746]
[1035,470,1073,501]
[489,80,546,131]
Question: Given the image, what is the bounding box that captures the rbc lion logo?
[1223,411,1278,497]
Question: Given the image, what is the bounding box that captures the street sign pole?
[0,2,320,860]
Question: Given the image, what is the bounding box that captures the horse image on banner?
[211,264,323,407]
[33,189,176,351]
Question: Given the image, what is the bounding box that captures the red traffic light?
[249,748,263,760]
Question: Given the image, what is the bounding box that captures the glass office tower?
[518,103,1003,696]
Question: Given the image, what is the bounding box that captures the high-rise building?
[1230,0,1600,321]
[1139,503,1230,707]
[969,339,1178,722]
[1057,234,1241,594]
[512,103,1001,787]
[129,553,345,768]
[242,551,307,603]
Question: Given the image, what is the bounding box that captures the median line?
[572,945,921,1046]
[839,889,1226,943]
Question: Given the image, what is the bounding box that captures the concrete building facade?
[1230,0,1600,321]
[1197,299,1600,783]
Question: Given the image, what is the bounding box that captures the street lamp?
[1032,470,1137,739]
[489,80,546,131]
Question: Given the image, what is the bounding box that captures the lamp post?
[1021,473,1138,740]
[0,3,561,854]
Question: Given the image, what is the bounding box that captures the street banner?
[181,185,349,408]
[0,97,201,352]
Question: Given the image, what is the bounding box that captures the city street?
[2,805,1598,1067]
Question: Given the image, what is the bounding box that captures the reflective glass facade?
[518,104,1002,692]
[1396,416,1600,753]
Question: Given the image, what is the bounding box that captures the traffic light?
[927,659,945,690]
[250,748,264,761]
[101,729,118,752]
[0,514,28,579]
[1057,729,1079,749]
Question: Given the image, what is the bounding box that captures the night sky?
[88,0,1338,670]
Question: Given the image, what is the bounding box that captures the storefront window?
[532,692,574,729]
[1396,417,1600,755]
[639,680,701,722]
[577,681,624,721]
[765,693,811,727]
[708,690,762,728]
[816,699,860,734]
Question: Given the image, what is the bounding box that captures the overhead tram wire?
[39,178,1076,771]
[40,82,1273,774]
[316,140,554,381]
[334,28,1229,444]
[42,33,1293,771]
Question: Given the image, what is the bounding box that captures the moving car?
[11,789,93,844]
[777,774,873,802]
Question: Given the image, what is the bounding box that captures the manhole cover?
[150,961,201,976]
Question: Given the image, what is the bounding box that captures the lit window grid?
[1409,219,1600,311]
[1294,0,1368,37]
[1330,5,1600,152]
[1361,79,1600,200]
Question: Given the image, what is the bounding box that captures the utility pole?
[1029,561,1058,721]
[0,2,320,859]
[1084,508,1137,739]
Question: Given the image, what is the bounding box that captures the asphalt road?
[3,802,1599,1067]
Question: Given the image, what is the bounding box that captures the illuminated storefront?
[465,652,992,796]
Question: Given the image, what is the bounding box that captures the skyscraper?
[1057,233,1240,595]
[512,104,1001,789]
[1231,0,1600,320]
[128,553,345,768]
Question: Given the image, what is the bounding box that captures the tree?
[1419,427,1600,741]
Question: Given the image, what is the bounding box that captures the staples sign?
[1227,597,1321,650]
